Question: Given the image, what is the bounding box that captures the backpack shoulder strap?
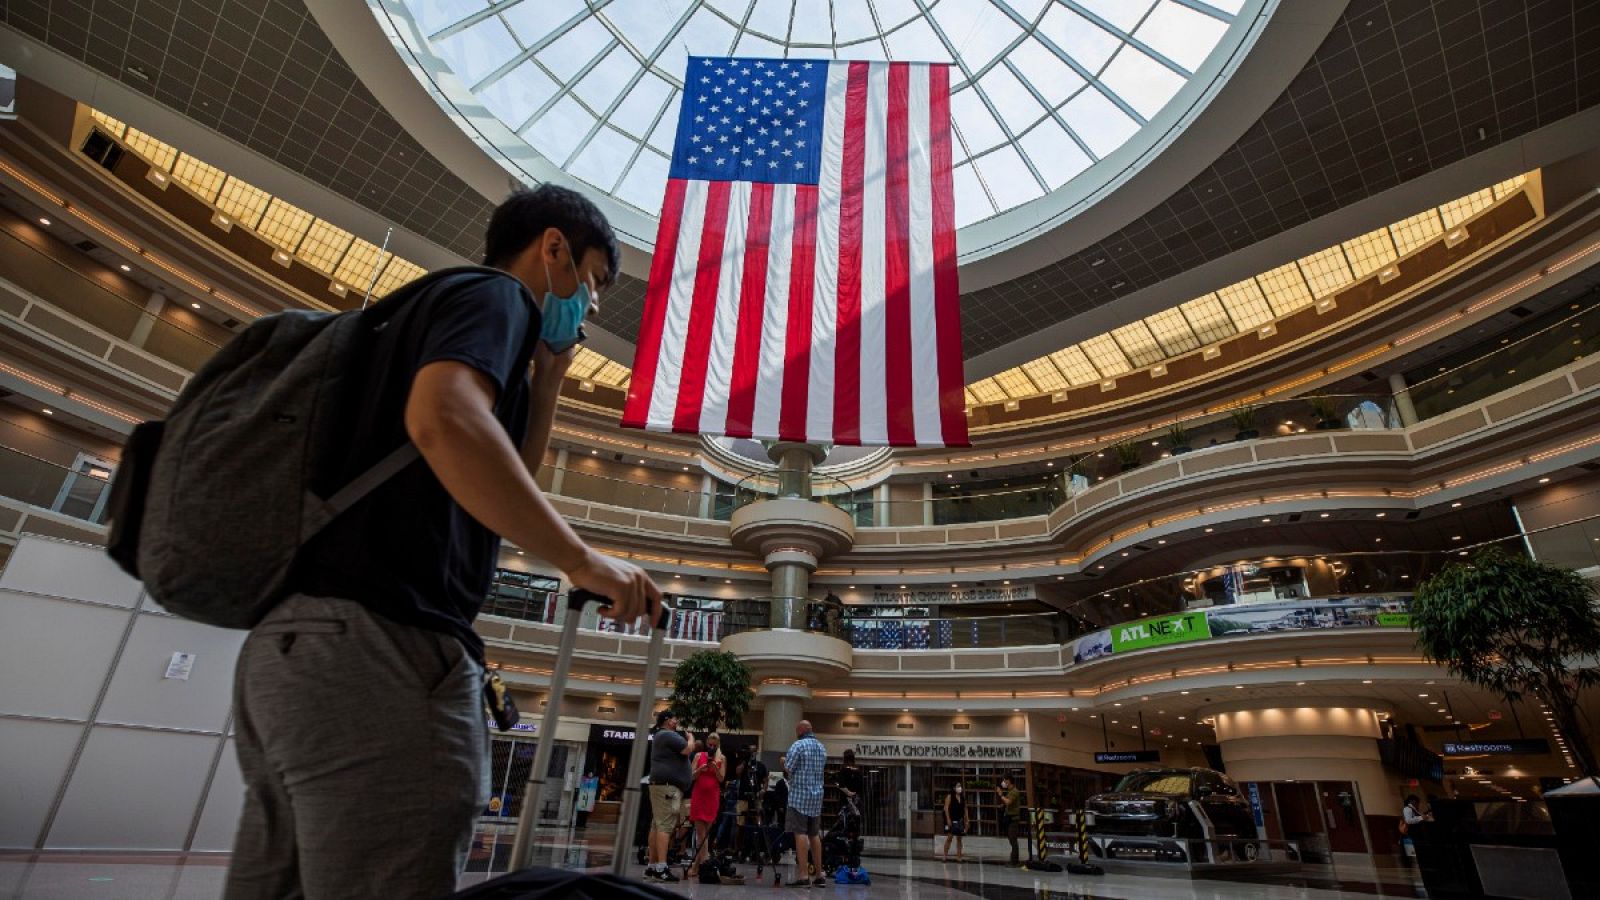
[323,442,421,517]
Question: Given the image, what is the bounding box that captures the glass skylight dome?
[379,0,1261,257]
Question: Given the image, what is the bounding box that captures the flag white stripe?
[807,61,851,443]
[907,64,942,446]
[699,182,749,435]
[857,63,890,446]
[753,183,794,440]
[644,179,709,431]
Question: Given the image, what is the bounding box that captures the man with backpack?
[207,185,663,899]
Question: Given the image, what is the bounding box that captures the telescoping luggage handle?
[505,588,673,874]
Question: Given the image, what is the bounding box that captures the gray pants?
[224,594,488,900]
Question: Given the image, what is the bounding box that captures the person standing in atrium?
[833,749,866,878]
[224,185,662,900]
[996,775,1024,865]
[941,781,970,862]
[645,710,696,882]
[685,732,725,880]
[785,720,828,886]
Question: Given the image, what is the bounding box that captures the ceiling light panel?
[1049,346,1103,385]
[1080,334,1132,376]
[1214,278,1272,331]
[212,177,272,231]
[254,198,316,255]
[332,238,392,290]
[1142,307,1201,355]
[1110,320,1165,366]
[968,378,1010,404]
[994,367,1039,399]
[1296,246,1354,298]
[371,258,429,298]
[296,220,356,277]
[169,154,228,203]
[1388,209,1445,256]
[1341,227,1398,280]
[1021,358,1071,393]
[122,127,179,170]
[1254,261,1312,317]
[89,109,129,137]
[1179,293,1235,344]
[1439,188,1496,229]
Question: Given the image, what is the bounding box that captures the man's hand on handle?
[567,548,663,626]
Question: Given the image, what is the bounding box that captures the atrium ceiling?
[1,0,1596,368]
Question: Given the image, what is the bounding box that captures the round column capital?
[764,548,819,570]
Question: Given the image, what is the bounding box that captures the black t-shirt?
[835,766,863,804]
[294,269,537,663]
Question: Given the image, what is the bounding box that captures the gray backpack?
[104,267,509,628]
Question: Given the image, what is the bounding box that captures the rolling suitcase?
[502,588,675,878]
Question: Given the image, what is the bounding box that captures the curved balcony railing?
[6,223,1597,536]
[0,223,222,379]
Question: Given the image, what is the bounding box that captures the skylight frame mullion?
[913,0,1051,196]
[470,0,621,95]
[559,39,657,169]
[1003,57,1100,164]
[512,35,619,138]
[983,0,1147,127]
[1167,0,1237,24]
[428,0,526,43]
[1059,0,1196,79]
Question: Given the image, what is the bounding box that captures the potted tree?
[1113,442,1142,472]
[1230,406,1259,441]
[1308,396,1344,430]
[1411,548,1600,777]
[1165,422,1193,455]
[667,650,755,735]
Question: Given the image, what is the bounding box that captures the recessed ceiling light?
[191,302,201,309]
[1204,527,1214,533]
[591,449,598,455]
[41,408,53,416]
[1451,502,1462,508]
[119,264,131,272]
[1375,512,1386,518]
[1320,512,1330,518]
[1362,679,1372,684]
[1538,477,1550,484]
[37,217,50,226]
[1295,681,1305,686]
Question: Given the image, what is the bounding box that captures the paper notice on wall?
[164,651,196,680]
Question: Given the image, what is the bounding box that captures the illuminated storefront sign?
[1442,739,1550,755]
[1110,611,1211,652]
[848,741,1028,761]
[869,585,1037,605]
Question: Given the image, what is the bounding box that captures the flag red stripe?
[623,178,687,429]
[779,185,818,442]
[832,61,870,446]
[672,180,732,433]
[725,183,773,438]
[927,65,967,447]
[884,62,916,447]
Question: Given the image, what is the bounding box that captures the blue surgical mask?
[539,245,591,353]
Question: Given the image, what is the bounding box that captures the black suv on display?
[1085,768,1260,862]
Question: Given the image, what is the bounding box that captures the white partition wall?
[0,534,246,851]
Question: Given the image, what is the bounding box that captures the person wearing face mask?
[940,782,970,862]
[224,185,662,900]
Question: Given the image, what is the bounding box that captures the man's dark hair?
[655,708,676,728]
[483,184,619,286]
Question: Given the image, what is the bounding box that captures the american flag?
[623,57,968,448]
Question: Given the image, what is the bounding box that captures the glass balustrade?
[0,443,113,524]
[0,225,222,376]
[5,218,1596,533]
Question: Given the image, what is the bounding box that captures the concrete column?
[128,291,165,348]
[549,448,569,495]
[757,680,813,756]
[768,441,824,499]
[699,473,714,519]
[766,548,816,629]
[1388,373,1419,427]
[1208,700,1397,816]
[921,482,934,526]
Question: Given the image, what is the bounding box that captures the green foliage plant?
[1411,547,1600,778]
[667,650,755,732]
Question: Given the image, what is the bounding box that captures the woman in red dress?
[686,732,725,879]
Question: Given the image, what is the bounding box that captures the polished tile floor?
[1,831,1427,899]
